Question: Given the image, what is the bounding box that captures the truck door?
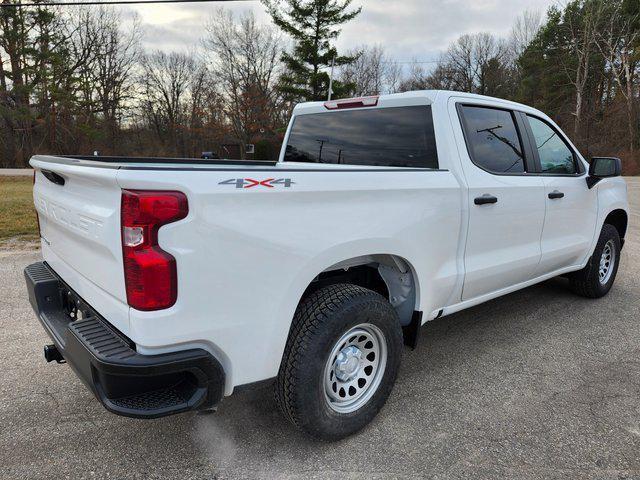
[454,103,546,301]
[522,114,599,275]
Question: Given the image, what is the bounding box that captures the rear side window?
[459,105,526,174]
[284,106,439,168]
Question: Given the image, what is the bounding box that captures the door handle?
[548,190,565,199]
[474,194,498,205]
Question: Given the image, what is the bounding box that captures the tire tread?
[275,283,398,436]
[275,284,371,427]
[569,223,620,298]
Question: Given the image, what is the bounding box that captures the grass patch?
[0,176,38,241]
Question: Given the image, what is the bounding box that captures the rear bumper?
[24,262,225,419]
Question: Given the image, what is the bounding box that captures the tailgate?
[30,156,129,332]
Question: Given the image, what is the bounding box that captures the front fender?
[587,178,630,260]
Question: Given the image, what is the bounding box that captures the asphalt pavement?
[0,178,638,479]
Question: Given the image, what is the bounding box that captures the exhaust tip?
[44,344,65,364]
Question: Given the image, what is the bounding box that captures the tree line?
[0,0,639,173]
[410,0,640,174]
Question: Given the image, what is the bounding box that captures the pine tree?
[265,0,361,101]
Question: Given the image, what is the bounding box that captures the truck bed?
[30,152,460,390]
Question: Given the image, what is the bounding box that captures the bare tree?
[442,34,476,92]
[422,63,457,91]
[422,33,509,96]
[339,45,399,96]
[597,2,640,152]
[140,50,199,156]
[562,0,605,139]
[509,9,543,60]
[71,8,141,150]
[203,9,283,158]
[384,60,403,94]
[398,60,429,92]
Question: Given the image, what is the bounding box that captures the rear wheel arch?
[274,254,419,393]
[299,254,420,327]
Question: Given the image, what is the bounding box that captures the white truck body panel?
[29,90,630,395]
[31,162,130,334]
[536,175,599,275]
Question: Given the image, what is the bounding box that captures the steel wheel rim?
[599,239,616,285]
[323,323,387,414]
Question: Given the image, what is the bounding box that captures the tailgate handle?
[41,170,65,186]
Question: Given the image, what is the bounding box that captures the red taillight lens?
[121,190,188,311]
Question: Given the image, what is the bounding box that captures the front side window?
[527,115,577,174]
[283,106,439,169]
[459,106,526,174]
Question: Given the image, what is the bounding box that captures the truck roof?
[293,90,536,117]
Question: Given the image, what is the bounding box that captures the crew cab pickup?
[25,91,629,440]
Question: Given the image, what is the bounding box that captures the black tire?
[275,283,403,441]
[569,224,621,298]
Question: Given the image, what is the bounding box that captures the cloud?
[129,0,556,61]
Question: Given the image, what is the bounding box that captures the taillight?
[121,190,188,311]
[324,96,379,110]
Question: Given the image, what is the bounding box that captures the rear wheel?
[569,224,621,298]
[275,283,403,440]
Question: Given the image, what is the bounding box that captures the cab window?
[527,115,578,175]
[284,106,439,169]
[459,105,526,174]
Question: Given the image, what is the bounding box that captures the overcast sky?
[128,0,558,63]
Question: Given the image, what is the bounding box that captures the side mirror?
[587,157,622,189]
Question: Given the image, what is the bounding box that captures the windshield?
[284,106,439,169]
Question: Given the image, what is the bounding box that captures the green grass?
[0,176,38,241]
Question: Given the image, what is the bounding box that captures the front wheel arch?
[570,223,621,298]
[604,209,628,247]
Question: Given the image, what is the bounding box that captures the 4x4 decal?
[219,178,295,189]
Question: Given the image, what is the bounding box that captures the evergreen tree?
[0,1,72,165]
[264,0,361,101]
[517,6,574,114]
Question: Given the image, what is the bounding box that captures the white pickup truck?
[25,90,629,440]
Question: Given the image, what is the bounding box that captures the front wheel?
[569,224,621,298]
[275,283,403,440]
